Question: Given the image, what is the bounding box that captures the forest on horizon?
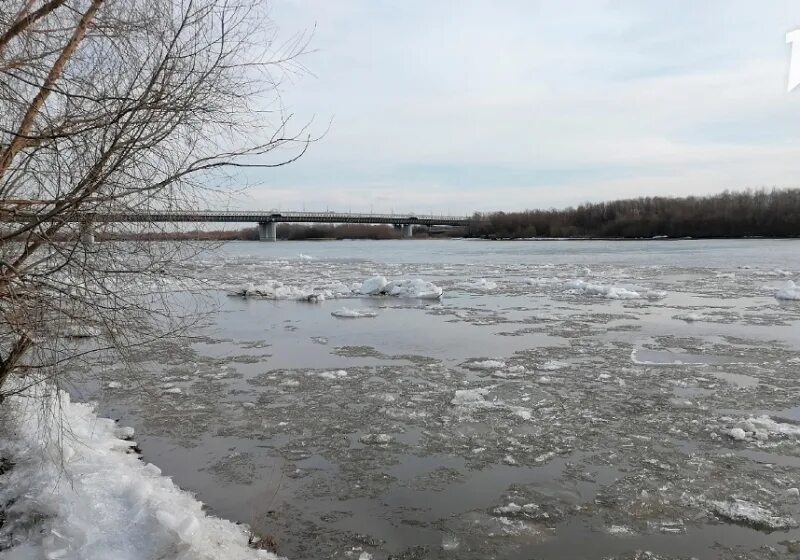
[102,189,800,241]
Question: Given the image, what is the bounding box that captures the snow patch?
[0,383,279,560]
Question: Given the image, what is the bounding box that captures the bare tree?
[0,0,311,398]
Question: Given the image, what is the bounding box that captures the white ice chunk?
[728,427,747,441]
[384,278,443,299]
[709,499,797,530]
[732,415,800,441]
[451,388,491,407]
[232,280,330,302]
[357,276,389,295]
[540,360,567,371]
[776,281,800,301]
[359,433,393,445]
[565,279,666,300]
[317,370,348,380]
[466,359,507,370]
[459,279,498,291]
[675,312,703,322]
[331,307,378,318]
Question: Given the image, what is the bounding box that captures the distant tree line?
[466,189,800,239]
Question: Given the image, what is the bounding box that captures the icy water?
[75,239,800,560]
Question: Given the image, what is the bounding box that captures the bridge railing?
[1,209,475,224]
[115,210,471,220]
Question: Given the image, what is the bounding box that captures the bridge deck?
[4,210,472,227]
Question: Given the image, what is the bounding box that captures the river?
[75,239,800,559]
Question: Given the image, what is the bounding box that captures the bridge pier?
[401,224,414,239]
[258,221,277,242]
[79,222,95,245]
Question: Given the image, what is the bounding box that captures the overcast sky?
[237,1,800,215]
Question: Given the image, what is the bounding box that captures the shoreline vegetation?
[106,188,800,242]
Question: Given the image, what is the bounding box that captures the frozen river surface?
[77,239,800,559]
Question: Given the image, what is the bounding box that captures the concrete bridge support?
[401,224,414,239]
[258,221,277,242]
[79,222,95,245]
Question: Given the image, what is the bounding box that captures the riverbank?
[0,382,279,560]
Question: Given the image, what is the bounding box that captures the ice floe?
[233,276,443,301]
[464,359,507,370]
[674,312,703,322]
[775,281,800,301]
[355,276,444,298]
[316,370,349,380]
[708,499,797,531]
[232,281,329,302]
[359,434,393,445]
[459,279,498,291]
[383,278,443,299]
[356,276,389,295]
[564,279,666,300]
[331,307,378,318]
[451,388,492,407]
[540,360,568,371]
[725,415,800,442]
[0,383,279,560]
[493,502,540,516]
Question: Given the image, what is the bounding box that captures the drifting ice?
[234,276,443,301]
[459,279,498,291]
[565,279,666,300]
[384,279,443,299]
[775,281,800,301]
[331,307,378,318]
[726,415,800,442]
[708,499,797,531]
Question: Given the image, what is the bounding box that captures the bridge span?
[5,209,473,242]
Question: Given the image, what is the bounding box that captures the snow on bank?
[0,384,279,560]
[331,307,378,318]
[232,276,443,301]
[564,279,666,300]
[775,281,800,301]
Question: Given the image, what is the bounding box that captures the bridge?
[2,209,473,242]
